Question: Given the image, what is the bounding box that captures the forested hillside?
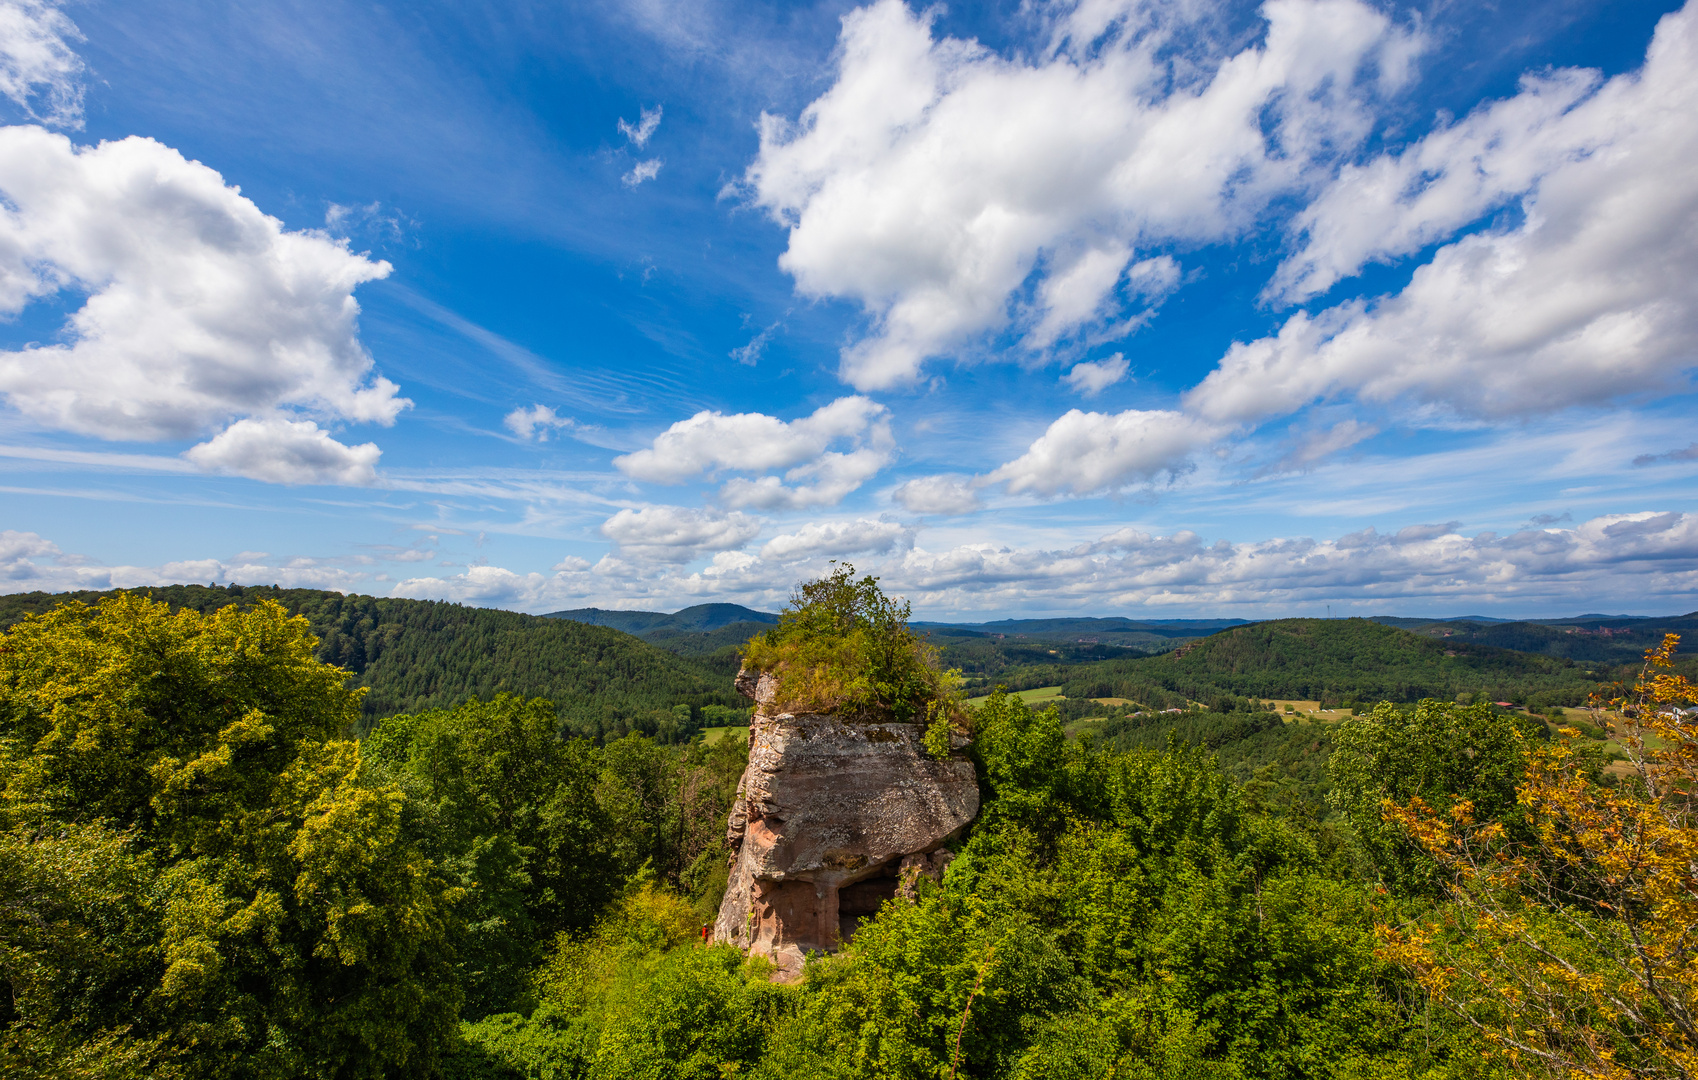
[1061,617,1605,709]
[546,602,776,636]
[1381,611,1698,664]
[0,585,739,739]
[547,603,777,669]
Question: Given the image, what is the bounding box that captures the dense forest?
[1059,617,1610,710]
[546,602,1690,706]
[1376,612,1698,664]
[4,585,1695,1079]
[0,585,740,741]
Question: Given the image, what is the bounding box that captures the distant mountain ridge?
[914,616,1250,636]
[540,602,1698,676]
[544,603,778,634]
[1369,613,1663,627]
[545,606,1261,636]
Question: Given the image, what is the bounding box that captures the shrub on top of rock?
[739,565,965,754]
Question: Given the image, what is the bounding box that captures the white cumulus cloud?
[183,417,381,486]
[504,404,577,441]
[394,563,594,609]
[0,128,406,445]
[615,396,894,508]
[1192,1,1698,425]
[870,511,1698,613]
[760,518,913,562]
[1268,66,1602,304]
[990,409,1225,497]
[599,505,762,564]
[892,474,982,515]
[14,507,1694,617]
[0,530,374,594]
[373,510,1698,616]
[0,527,61,581]
[1062,354,1130,397]
[740,0,1422,389]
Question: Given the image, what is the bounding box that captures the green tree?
[0,594,460,1079]
[0,583,743,739]
[451,883,792,1080]
[1328,699,1542,894]
[364,695,617,1016]
[0,821,176,1080]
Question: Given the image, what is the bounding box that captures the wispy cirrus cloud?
[618,104,662,147]
[0,0,83,127]
[623,158,663,186]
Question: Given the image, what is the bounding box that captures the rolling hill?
[545,603,777,635]
[545,603,778,666]
[0,585,740,739]
[1058,617,1608,709]
[1369,612,1698,665]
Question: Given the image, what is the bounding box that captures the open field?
[965,685,1065,708]
[699,726,750,744]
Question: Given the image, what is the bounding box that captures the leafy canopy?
[0,594,460,1080]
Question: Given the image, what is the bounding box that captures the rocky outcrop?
[713,668,978,980]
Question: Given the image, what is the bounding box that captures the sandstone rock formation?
[713,667,978,980]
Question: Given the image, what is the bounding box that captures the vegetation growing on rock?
[740,566,965,751]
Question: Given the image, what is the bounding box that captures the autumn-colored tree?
[1380,634,1698,1079]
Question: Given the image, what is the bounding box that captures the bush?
[452,884,792,1080]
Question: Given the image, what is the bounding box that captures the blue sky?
[1,0,1695,618]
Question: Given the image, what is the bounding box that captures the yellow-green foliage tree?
[740,565,963,756]
[1380,634,1698,1079]
[0,594,461,1080]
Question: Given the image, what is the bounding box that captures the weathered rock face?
[714,668,978,980]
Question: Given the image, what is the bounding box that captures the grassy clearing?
[965,685,1066,708]
[699,726,750,745]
